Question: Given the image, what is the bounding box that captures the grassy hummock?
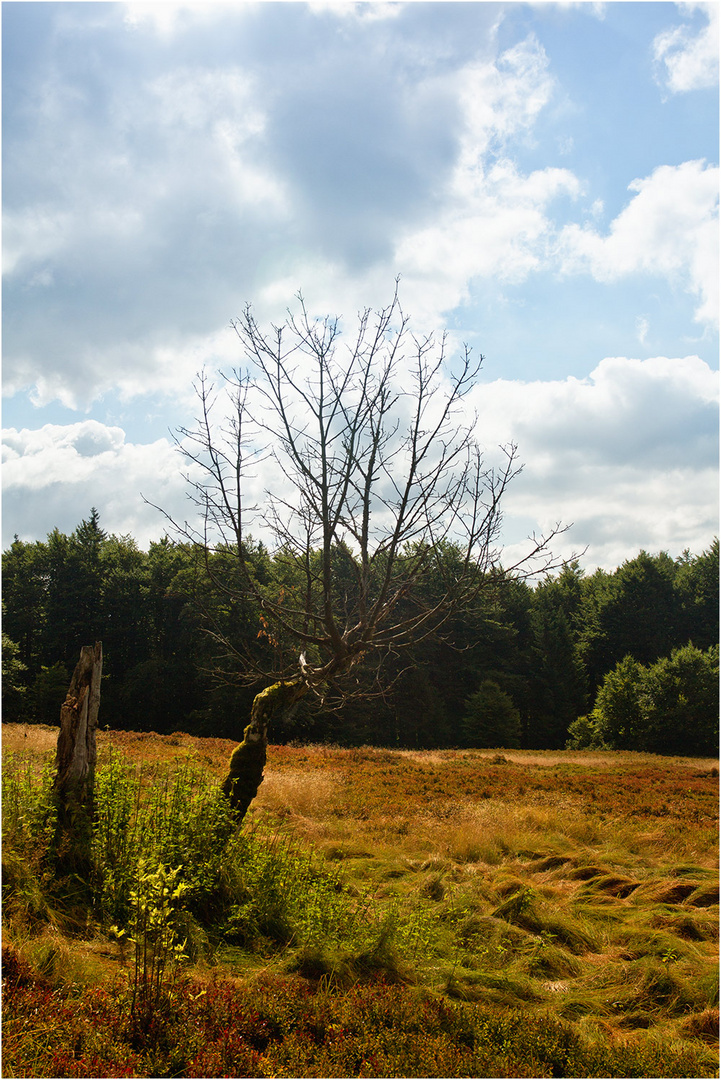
[2,725,718,1078]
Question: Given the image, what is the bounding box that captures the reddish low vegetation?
[2,725,718,1078]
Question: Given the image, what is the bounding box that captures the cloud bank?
[2,421,189,548]
[4,355,717,571]
[3,5,717,412]
[470,353,718,569]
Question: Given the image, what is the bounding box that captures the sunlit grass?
[2,724,718,1077]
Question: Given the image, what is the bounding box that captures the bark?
[52,642,103,880]
[222,677,308,821]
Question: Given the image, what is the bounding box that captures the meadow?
[2,722,718,1078]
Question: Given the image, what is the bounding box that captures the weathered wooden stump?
[52,642,103,884]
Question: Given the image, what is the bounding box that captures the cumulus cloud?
[395,161,580,325]
[4,355,717,571]
[502,463,718,573]
[469,354,719,569]
[391,35,580,318]
[559,160,719,328]
[2,422,193,548]
[653,2,719,94]
[3,323,244,411]
[3,12,581,405]
[256,34,580,333]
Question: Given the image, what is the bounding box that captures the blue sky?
[2,0,718,569]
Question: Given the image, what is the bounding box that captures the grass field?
[2,722,718,1077]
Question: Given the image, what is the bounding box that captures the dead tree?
[52,641,103,878]
[161,287,568,819]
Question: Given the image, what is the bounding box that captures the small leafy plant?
[126,860,188,1038]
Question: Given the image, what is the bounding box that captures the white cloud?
[2,323,243,411]
[358,34,580,329]
[471,353,718,464]
[2,422,193,548]
[457,33,555,159]
[468,353,719,569]
[393,161,579,326]
[122,2,235,37]
[4,355,717,570]
[635,315,650,345]
[3,209,74,277]
[653,2,719,94]
[307,1,402,20]
[559,160,719,328]
[502,463,718,573]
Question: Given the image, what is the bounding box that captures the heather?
[2,725,718,1078]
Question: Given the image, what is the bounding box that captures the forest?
[2,511,718,756]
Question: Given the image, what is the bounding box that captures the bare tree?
[163,287,567,819]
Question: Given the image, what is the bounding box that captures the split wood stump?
[52,641,103,883]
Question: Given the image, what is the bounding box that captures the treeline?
[2,511,718,754]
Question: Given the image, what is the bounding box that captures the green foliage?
[124,861,189,1037]
[92,755,236,925]
[2,754,58,927]
[2,753,57,857]
[640,643,719,754]
[2,630,28,721]
[589,655,645,750]
[462,680,521,748]
[220,826,354,950]
[92,751,143,922]
[675,539,719,651]
[580,551,678,688]
[30,661,70,726]
[527,570,588,748]
[586,644,719,753]
[565,714,605,750]
[1,514,718,748]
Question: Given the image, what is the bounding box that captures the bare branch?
[163,289,574,697]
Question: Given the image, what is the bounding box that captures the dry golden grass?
[260,768,345,825]
[2,722,59,757]
[7,722,716,869]
[3,722,718,1069]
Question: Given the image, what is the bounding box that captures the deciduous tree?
[162,289,566,817]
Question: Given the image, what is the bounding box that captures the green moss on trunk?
[222,678,308,821]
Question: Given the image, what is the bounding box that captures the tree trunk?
[222,677,307,821]
[52,641,103,881]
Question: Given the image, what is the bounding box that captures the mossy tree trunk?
[222,677,308,821]
[52,641,103,882]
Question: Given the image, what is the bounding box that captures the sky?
[2,0,719,572]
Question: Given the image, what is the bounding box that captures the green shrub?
[640,643,719,754]
[590,655,645,749]
[565,714,605,749]
[590,644,719,754]
[125,861,189,1038]
[2,754,58,928]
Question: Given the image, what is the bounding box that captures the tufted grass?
[2,725,718,1077]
